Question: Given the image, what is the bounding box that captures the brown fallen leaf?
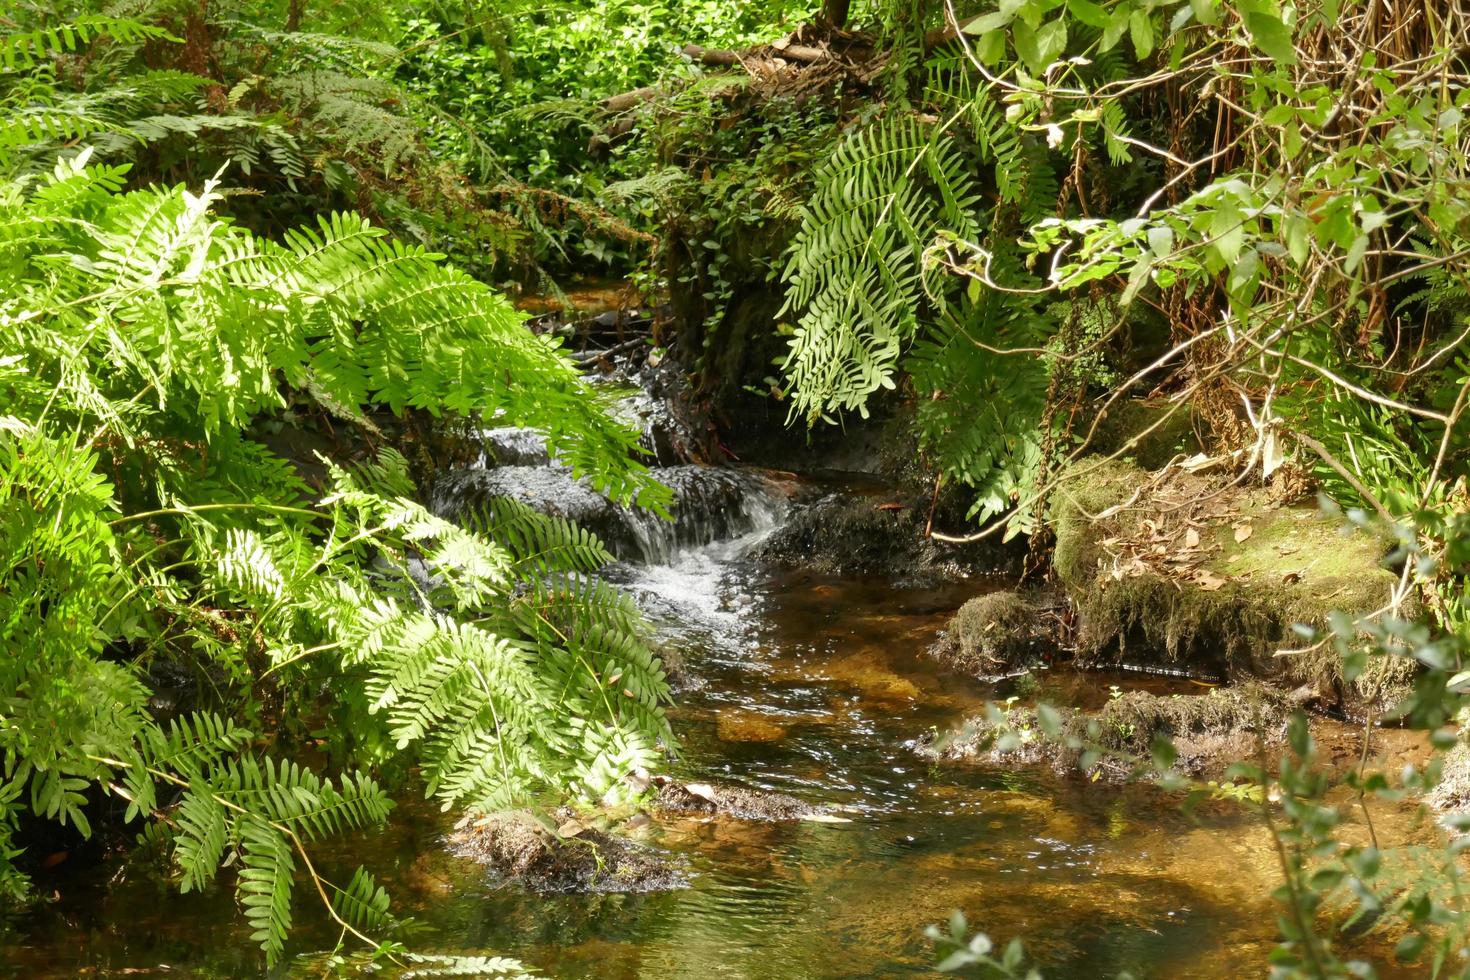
[684,782,718,802]
[1185,528,1201,548]
[1234,523,1254,543]
[557,819,586,838]
[1197,571,1229,592]
[1282,570,1302,584]
[875,502,906,511]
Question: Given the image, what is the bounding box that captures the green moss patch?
[931,591,1037,676]
[1050,458,1413,709]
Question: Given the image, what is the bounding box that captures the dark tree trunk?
[819,0,851,28]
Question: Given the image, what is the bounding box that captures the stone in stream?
[754,490,1009,585]
[650,775,842,822]
[930,591,1042,678]
[448,811,685,894]
[918,681,1293,780]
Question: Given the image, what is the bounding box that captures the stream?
[4,407,1431,978]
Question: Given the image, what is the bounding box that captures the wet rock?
[448,811,684,894]
[476,426,551,467]
[430,464,783,564]
[919,682,1292,779]
[931,591,1039,677]
[651,776,823,821]
[754,491,1010,584]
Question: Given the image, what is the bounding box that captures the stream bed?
[5,465,1432,978]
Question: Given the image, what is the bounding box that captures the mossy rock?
[1430,742,1470,829]
[933,591,1036,676]
[1050,458,1414,710]
[919,682,1293,779]
[448,811,684,894]
[1089,682,1290,758]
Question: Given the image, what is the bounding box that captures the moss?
[919,682,1292,779]
[1050,457,1141,591]
[1088,398,1200,470]
[1430,742,1470,822]
[932,591,1036,675]
[916,706,1064,768]
[1049,458,1410,709]
[1090,682,1290,755]
[448,811,684,893]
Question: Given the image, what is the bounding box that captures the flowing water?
[5,458,1434,978]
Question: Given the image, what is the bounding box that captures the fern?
[331,866,395,933]
[780,114,983,421]
[0,16,176,70]
[0,156,674,967]
[238,817,297,966]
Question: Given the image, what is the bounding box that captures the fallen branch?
[601,84,662,114]
[682,41,831,66]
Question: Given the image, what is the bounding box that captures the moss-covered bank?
[1050,458,1413,709]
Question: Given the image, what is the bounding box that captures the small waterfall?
[473,427,551,468]
[430,450,786,566]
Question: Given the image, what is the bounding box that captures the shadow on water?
[3,470,1433,979]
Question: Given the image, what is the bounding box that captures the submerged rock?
[1050,458,1415,710]
[448,811,684,894]
[931,591,1041,677]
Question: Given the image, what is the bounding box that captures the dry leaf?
[1227,554,1242,563]
[1184,528,1200,548]
[801,813,853,824]
[557,819,585,838]
[1234,523,1254,543]
[1282,570,1302,584]
[1197,571,1228,592]
[875,502,905,511]
[684,782,718,802]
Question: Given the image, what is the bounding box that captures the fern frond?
[0,16,177,70]
[330,866,394,933]
[779,115,983,421]
[238,817,295,967]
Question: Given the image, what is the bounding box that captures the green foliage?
[779,114,983,421]
[0,153,672,965]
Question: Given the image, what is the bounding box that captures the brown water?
[3,528,1435,978]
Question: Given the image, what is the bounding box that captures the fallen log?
[681,41,831,66]
[602,84,663,114]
